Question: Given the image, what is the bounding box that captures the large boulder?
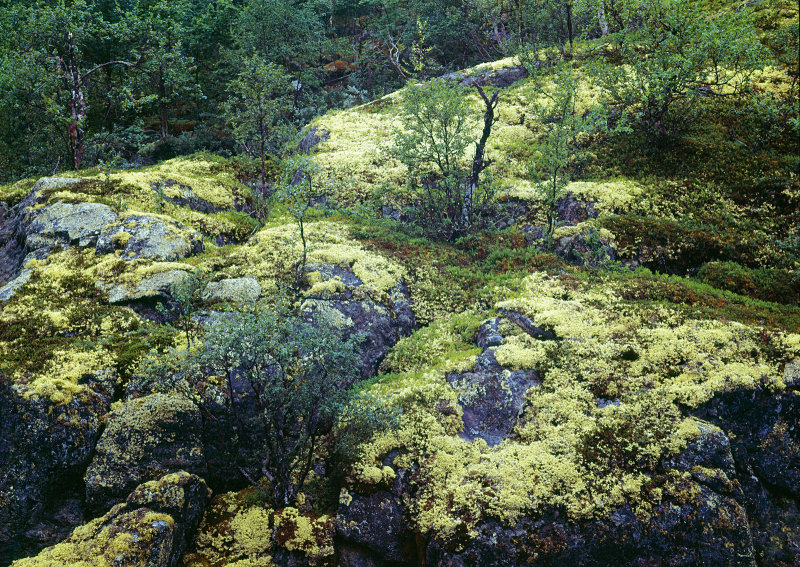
[10,472,211,567]
[96,213,203,261]
[104,269,192,305]
[0,370,115,563]
[22,201,118,253]
[84,393,206,512]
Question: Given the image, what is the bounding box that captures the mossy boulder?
[84,393,206,511]
[202,276,262,303]
[104,269,192,306]
[0,370,115,562]
[96,213,203,262]
[10,472,211,567]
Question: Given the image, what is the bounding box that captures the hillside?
[1,3,799,566]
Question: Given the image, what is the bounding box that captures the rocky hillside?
[1,48,799,567]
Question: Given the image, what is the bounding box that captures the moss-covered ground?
[2,3,798,563]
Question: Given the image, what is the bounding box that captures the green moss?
[349,269,799,541]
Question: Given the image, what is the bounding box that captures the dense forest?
[1,0,799,566]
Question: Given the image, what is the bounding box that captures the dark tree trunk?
[460,85,499,231]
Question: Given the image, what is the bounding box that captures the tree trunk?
[565,2,574,57]
[65,33,87,170]
[461,85,499,231]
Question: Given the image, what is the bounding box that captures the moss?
[698,260,798,305]
[0,177,37,206]
[349,270,799,541]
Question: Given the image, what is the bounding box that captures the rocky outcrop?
[84,393,207,512]
[695,388,800,564]
[0,178,100,290]
[0,370,115,563]
[302,264,415,380]
[10,472,211,567]
[336,470,415,566]
[0,178,204,302]
[424,419,757,567]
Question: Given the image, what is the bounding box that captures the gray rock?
[23,201,118,251]
[202,276,262,303]
[105,269,192,304]
[447,349,539,446]
[84,393,207,511]
[96,214,203,261]
[0,269,32,302]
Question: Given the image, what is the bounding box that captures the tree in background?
[133,0,203,139]
[0,1,138,173]
[223,55,295,186]
[589,0,766,142]
[393,79,499,239]
[527,64,595,233]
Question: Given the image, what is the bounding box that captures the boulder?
[0,370,115,562]
[105,269,192,305]
[96,214,203,261]
[552,226,616,267]
[202,276,262,303]
[22,201,118,252]
[84,393,206,511]
[10,472,211,567]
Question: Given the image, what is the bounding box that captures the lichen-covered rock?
[0,178,117,292]
[0,370,114,562]
[336,474,412,563]
[104,269,192,305]
[10,472,211,567]
[96,213,203,261]
[202,276,262,303]
[446,347,539,446]
[551,224,616,267]
[84,393,206,511]
[23,201,118,252]
[425,421,756,566]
